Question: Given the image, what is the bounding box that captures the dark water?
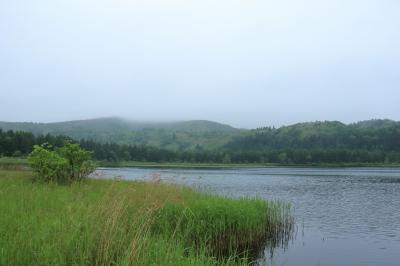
[95,167,400,266]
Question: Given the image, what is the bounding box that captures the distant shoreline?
[98,160,400,169]
[2,157,400,170]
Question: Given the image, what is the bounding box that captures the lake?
[95,167,400,266]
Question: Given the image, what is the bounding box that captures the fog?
[1,0,399,128]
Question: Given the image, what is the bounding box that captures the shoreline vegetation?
[1,157,400,171]
[0,170,294,265]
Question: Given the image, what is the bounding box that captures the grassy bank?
[0,157,29,170]
[0,170,293,265]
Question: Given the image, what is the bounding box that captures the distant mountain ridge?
[0,117,243,151]
[0,117,237,132]
[1,117,399,152]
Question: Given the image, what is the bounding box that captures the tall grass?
[0,170,293,265]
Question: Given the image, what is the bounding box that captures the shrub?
[58,141,96,182]
[28,141,96,183]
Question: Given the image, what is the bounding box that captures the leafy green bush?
[28,141,96,183]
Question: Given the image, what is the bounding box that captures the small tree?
[28,144,69,183]
[58,141,96,182]
[28,141,96,184]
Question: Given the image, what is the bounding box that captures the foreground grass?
[0,170,292,266]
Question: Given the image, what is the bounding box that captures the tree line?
[1,128,400,164]
[226,120,400,151]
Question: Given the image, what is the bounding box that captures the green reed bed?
[0,170,293,266]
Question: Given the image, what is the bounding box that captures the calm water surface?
[95,167,400,266]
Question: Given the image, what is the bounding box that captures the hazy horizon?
[1,0,399,128]
[0,115,398,130]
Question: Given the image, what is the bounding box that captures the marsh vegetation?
[0,170,294,265]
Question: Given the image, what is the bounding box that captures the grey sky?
[1,0,399,128]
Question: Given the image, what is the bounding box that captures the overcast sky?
[1,0,399,128]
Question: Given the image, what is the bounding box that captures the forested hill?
[0,117,244,151]
[1,118,400,155]
[1,119,400,164]
[224,119,400,152]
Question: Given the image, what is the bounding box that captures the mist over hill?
[0,117,244,151]
[1,118,399,154]
[1,117,400,163]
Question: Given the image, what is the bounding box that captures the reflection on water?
[255,201,296,265]
[95,167,400,266]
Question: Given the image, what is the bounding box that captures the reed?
[0,170,294,265]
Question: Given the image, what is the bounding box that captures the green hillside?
[1,118,400,164]
[224,119,400,152]
[0,117,245,151]
[2,117,400,155]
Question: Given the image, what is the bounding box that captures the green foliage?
[58,141,96,181]
[28,142,95,183]
[0,129,69,157]
[28,144,69,183]
[0,170,293,265]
